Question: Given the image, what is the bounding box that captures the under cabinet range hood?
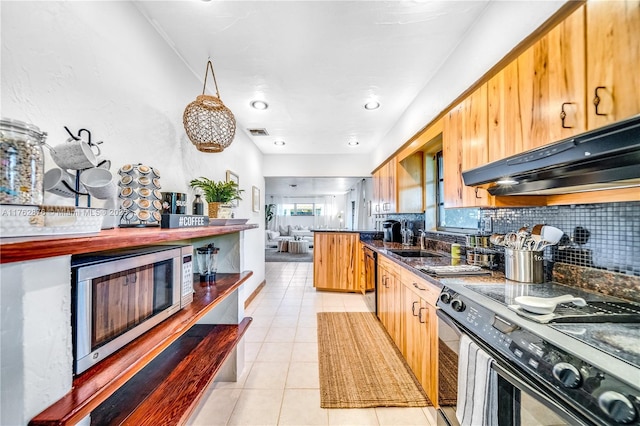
[463,115,640,196]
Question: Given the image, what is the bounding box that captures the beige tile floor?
[189,262,436,426]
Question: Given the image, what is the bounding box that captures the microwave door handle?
[76,280,92,358]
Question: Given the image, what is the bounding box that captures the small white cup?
[80,168,117,200]
[44,168,83,198]
[50,138,100,170]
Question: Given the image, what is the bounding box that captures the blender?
[196,243,220,284]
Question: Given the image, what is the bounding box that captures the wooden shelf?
[0,223,258,264]
[90,320,252,425]
[29,272,252,426]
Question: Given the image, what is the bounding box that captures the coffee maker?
[382,220,401,243]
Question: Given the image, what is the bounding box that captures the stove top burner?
[550,323,640,369]
[465,282,640,323]
[508,300,640,323]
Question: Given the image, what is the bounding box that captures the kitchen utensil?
[489,233,503,246]
[514,294,587,314]
[504,248,544,283]
[541,225,564,245]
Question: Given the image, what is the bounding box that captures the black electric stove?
[437,279,640,425]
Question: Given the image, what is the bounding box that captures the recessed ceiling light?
[289,184,297,188]
[274,140,285,146]
[364,101,380,110]
[348,141,359,146]
[250,100,269,110]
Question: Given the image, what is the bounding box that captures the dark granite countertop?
[361,239,507,289]
[312,229,378,233]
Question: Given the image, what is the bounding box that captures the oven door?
[436,310,591,426]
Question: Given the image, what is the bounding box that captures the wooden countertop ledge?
[0,224,259,264]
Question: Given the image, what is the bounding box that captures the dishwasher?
[362,245,377,314]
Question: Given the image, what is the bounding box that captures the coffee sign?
[160,214,209,229]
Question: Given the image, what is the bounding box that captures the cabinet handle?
[411,301,419,316]
[418,306,427,324]
[474,187,482,199]
[413,282,425,291]
[593,86,607,116]
[375,204,380,213]
[560,102,574,128]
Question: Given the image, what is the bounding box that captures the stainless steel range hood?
[462,115,640,196]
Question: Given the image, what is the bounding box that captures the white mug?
[50,138,100,170]
[44,168,83,198]
[80,167,117,200]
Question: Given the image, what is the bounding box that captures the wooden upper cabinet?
[443,84,491,207]
[373,160,397,213]
[488,5,586,162]
[586,0,640,128]
[384,160,397,213]
[397,152,424,213]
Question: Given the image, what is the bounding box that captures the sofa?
[266,226,314,248]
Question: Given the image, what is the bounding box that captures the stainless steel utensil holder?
[504,248,544,283]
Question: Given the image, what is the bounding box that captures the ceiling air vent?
[247,128,269,136]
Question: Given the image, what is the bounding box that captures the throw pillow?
[278,225,289,236]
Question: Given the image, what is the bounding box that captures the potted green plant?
[189,177,243,218]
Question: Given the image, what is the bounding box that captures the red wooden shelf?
[0,223,258,264]
[29,272,252,426]
[91,320,252,425]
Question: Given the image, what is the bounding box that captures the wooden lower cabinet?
[401,271,439,405]
[377,257,402,347]
[314,232,360,292]
[377,256,439,405]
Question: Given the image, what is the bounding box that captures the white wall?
[263,153,373,177]
[1,1,265,423]
[371,1,567,168]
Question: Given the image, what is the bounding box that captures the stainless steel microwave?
[71,245,193,374]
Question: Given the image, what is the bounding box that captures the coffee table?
[288,240,309,254]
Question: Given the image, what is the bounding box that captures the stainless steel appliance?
[382,220,401,243]
[436,280,640,426]
[363,245,377,313]
[462,114,640,195]
[71,245,193,374]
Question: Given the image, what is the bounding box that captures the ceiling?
[134,0,490,156]
[264,176,366,197]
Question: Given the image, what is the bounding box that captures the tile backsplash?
[482,201,640,276]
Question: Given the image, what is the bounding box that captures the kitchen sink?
[387,249,444,258]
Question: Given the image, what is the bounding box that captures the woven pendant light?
[183,60,236,153]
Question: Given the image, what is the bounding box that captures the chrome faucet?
[418,229,427,250]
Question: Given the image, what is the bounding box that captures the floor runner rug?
[317,312,431,408]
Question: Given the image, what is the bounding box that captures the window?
[436,151,480,230]
[282,203,320,216]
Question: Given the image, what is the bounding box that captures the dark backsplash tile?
[480,201,640,277]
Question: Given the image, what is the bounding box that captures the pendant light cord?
[202,60,221,99]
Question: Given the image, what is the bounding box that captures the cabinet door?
[385,160,397,213]
[443,84,491,207]
[587,0,640,128]
[403,285,423,371]
[314,233,359,291]
[377,264,390,327]
[372,169,383,214]
[489,6,586,160]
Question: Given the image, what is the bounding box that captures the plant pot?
[208,202,222,218]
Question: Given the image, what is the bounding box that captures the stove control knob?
[598,391,637,424]
[439,292,452,304]
[552,362,581,388]
[451,298,465,312]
